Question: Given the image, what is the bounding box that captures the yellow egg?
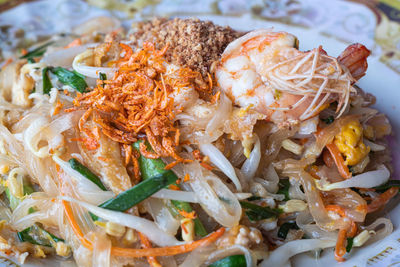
[334,120,370,166]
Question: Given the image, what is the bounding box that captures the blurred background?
[0,0,399,74]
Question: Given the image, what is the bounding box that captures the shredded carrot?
[111,228,224,257]
[62,198,225,257]
[326,143,351,179]
[181,222,188,234]
[168,184,180,191]
[21,48,28,56]
[367,187,399,213]
[178,210,197,219]
[138,232,162,267]
[334,221,357,262]
[323,149,334,168]
[334,228,347,262]
[348,221,357,238]
[59,167,223,257]
[1,58,13,70]
[62,200,94,250]
[52,100,64,116]
[64,38,82,49]
[164,160,181,170]
[200,162,214,170]
[325,204,346,217]
[326,203,358,262]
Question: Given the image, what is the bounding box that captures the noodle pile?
[0,17,396,267]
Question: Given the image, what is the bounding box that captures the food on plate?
[0,17,396,266]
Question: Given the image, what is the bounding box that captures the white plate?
[1,7,400,267]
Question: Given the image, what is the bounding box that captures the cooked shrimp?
[215,30,359,125]
[337,43,371,80]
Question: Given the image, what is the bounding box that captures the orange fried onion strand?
[73,42,211,162]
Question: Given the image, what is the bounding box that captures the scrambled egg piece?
[242,137,253,158]
[238,104,254,117]
[334,120,370,165]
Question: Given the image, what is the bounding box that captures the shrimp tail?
[338,44,371,81]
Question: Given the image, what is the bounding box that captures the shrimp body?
[216,30,357,125]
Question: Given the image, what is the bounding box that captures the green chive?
[322,116,335,125]
[373,180,400,192]
[170,200,208,237]
[348,165,355,175]
[133,140,208,237]
[72,70,85,79]
[17,224,64,247]
[246,195,262,201]
[346,237,354,253]
[42,67,53,95]
[4,181,65,248]
[240,201,281,222]
[277,222,299,239]
[99,72,107,87]
[277,179,290,201]
[20,41,54,60]
[69,158,107,191]
[50,67,87,93]
[5,183,34,211]
[90,171,177,221]
[208,255,246,267]
[28,207,36,214]
[99,72,107,80]
[99,172,177,212]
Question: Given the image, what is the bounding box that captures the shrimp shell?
[216,30,357,125]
